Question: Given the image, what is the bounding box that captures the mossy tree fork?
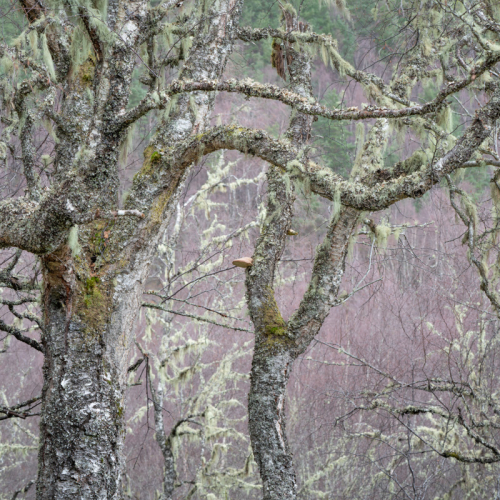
[1,0,500,499]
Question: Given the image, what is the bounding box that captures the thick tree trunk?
[245,24,366,498]
[34,0,244,495]
[247,207,360,500]
[35,211,166,499]
[37,248,126,499]
[35,208,180,498]
[245,164,297,499]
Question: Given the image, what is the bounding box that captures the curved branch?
[116,34,500,132]
[4,80,498,254]
[159,89,499,211]
[116,72,495,131]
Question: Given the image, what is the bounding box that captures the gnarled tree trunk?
[33,0,244,497]
[246,17,363,498]
[246,27,313,499]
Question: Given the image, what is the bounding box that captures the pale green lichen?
[41,33,57,81]
[260,291,287,339]
[332,187,342,222]
[375,223,391,250]
[400,150,427,174]
[436,105,453,133]
[68,226,82,257]
[460,193,479,231]
[28,29,39,59]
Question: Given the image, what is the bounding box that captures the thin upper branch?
[237,26,500,107]
[236,26,411,106]
[0,395,42,421]
[0,318,43,353]
[115,68,500,130]
[142,302,253,333]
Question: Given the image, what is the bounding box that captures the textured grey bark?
[27,0,245,497]
[246,71,386,500]
[246,164,297,500]
[245,17,378,497]
[247,29,313,500]
[37,251,124,499]
[249,349,296,499]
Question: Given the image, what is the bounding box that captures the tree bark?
[37,248,126,499]
[245,25,367,498]
[249,346,296,499]
[247,33,313,500]
[248,205,360,500]
[246,165,297,499]
[33,0,244,496]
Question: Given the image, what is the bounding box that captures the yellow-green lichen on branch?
[74,268,114,338]
[116,402,124,419]
[84,276,102,306]
[133,145,159,182]
[148,188,173,228]
[78,60,96,87]
[150,151,162,163]
[260,290,287,338]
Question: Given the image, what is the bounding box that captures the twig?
[142,302,253,333]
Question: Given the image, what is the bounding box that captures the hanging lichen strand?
[1,0,500,499]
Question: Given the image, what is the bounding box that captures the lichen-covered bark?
[247,35,313,500]
[29,0,244,496]
[288,207,360,354]
[1,2,500,499]
[245,28,378,498]
[247,205,360,500]
[247,165,297,500]
[248,348,295,499]
[37,247,124,499]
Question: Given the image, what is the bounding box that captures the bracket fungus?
[232,257,253,268]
